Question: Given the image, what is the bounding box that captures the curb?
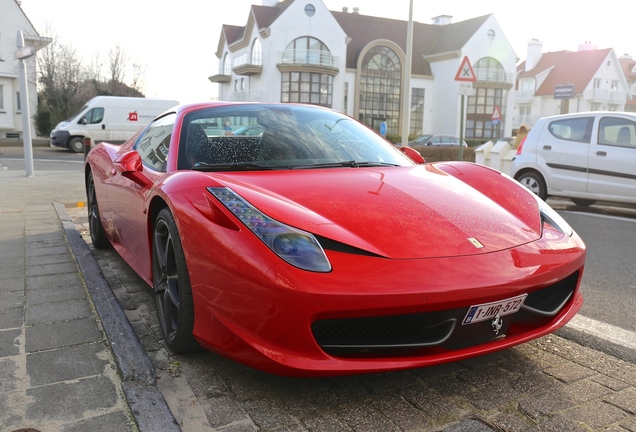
[54,202,181,432]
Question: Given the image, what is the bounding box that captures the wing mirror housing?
[114,151,152,187]
[399,146,426,164]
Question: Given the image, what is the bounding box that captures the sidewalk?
[2,148,636,431]
[0,163,177,432]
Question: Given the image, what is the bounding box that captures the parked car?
[409,134,468,147]
[232,125,264,136]
[85,102,585,376]
[511,112,636,206]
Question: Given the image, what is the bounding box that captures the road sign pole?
[459,95,465,161]
[455,56,475,162]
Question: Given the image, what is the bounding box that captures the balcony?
[230,89,264,102]
[514,114,541,129]
[515,90,535,102]
[474,68,514,88]
[277,49,339,75]
[585,88,627,104]
[232,52,263,76]
[208,65,232,83]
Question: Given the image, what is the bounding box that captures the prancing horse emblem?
[491,314,503,335]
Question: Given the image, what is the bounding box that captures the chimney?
[342,7,348,12]
[578,41,597,51]
[352,7,359,14]
[431,15,453,25]
[262,0,279,6]
[525,39,543,72]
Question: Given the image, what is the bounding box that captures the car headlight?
[208,187,332,272]
[534,195,573,237]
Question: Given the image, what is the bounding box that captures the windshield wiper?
[291,161,401,169]
[191,162,284,171]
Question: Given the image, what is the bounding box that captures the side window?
[135,113,176,172]
[547,117,593,143]
[598,117,636,148]
[82,108,105,124]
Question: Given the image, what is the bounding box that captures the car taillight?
[515,136,527,156]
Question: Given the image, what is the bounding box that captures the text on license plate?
[462,294,528,325]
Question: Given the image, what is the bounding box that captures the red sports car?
[85,102,586,376]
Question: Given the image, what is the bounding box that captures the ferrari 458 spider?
[85,102,586,376]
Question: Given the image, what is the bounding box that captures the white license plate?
[462,294,527,325]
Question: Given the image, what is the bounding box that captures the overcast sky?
[18,0,635,103]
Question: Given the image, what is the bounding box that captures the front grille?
[311,270,580,358]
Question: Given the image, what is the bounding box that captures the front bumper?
[189,226,586,376]
[50,130,70,148]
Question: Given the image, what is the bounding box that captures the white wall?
[0,0,41,136]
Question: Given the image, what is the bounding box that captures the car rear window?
[547,117,594,143]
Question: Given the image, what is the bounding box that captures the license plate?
[462,294,527,325]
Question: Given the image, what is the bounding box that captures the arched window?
[251,39,262,66]
[222,52,230,75]
[280,37,333,107]
[359,46,402,135]
[283,36,330,66]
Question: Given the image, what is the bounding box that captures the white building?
[515,40,632,129]
[0,0,50,138]
[210,0,517,141]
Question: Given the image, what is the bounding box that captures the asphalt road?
[545,200,636,334]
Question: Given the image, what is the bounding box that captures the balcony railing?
[232,52,262,68]
[277,49,338,71]
[516,90,535,101]
[514,114,541,128]
[474,68,514,86]
[232,52,263,76]
[230,89,263,102]
[587,88,627,103]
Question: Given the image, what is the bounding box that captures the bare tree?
[37,25,83,124]
[107,44,128,95]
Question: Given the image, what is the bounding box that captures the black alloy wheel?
[86,171,110,249]
[152,208,198,353]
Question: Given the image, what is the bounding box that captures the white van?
[511,111,636,206]
[50,96,179,152]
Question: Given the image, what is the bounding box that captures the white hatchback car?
[511,112,636,206]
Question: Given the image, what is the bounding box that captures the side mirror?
[399,146,426,164]
[114,151,152,187]
[80,117,87,125]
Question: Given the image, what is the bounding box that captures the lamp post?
[400,0,414,147]
[15,29,36,177]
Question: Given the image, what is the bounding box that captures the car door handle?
[542,145,552,150]
[596,151,607,157]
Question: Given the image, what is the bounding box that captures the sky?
[18,0,635,104]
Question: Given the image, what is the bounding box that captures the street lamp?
[14,29,36,177]
[400,0,414,147]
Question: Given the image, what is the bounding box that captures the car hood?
[209,165,542,259]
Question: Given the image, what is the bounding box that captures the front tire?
[516,171,547,201]
[86,171,110,249]
[153,208,198,353]
[69,137,84,153]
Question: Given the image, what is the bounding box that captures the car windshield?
[179,104,414,171]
